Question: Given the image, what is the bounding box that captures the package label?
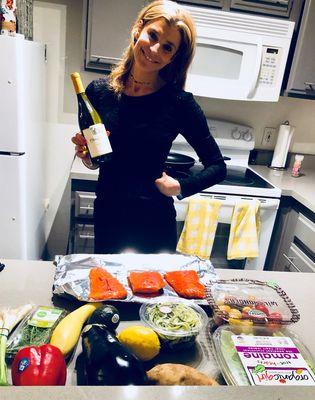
[83,123,112,158]
[28,306,63,328]
[232,334,315,386]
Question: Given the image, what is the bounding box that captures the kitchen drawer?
[75,191,96,218]
[74,224,95,253]
[283,243,315,273]
[294,213,315,253]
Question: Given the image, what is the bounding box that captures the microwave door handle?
[246,40,263,99]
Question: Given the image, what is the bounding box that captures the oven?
[172,119,281,271]
[175,181,280,271]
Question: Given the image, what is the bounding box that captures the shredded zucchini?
[146,303,202,334]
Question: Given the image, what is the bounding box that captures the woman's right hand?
[71,132,89,160]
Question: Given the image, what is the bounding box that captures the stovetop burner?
[221,166,273,188]
[223,174,255,186]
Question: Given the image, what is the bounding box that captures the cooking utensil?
[165,152,196,172]
[165,152,230,173]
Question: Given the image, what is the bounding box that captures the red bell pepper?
[11,344,66,386]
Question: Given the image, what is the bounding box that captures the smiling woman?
[108,0,196,95]
[126,18,181,95]
[71,0,226,255]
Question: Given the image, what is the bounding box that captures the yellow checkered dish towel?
[227,199,261,260]
[176,197,222,260]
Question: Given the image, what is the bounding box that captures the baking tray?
[53,253,217,305]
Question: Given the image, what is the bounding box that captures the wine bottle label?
[83,123,112,158]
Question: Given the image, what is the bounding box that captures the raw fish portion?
[128,271,165,294]
[89,267,127,300]
[164,270,205,299]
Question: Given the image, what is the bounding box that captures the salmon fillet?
[89,267,127,301]
[128,271,165,294]
[164,270,205,299]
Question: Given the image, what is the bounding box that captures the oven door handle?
[198,194,278,209]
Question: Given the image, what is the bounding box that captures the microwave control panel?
[259,47,281,87]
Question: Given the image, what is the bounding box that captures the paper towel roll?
[271,122,295,169]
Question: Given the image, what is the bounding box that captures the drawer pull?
[79,234,95,240]
[283,253,300,272]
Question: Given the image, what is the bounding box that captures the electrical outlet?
[261,127,277,147]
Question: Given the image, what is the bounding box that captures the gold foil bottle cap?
[71,72,84,94]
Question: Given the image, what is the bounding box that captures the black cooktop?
[221,166,273,188]
[166,165,274,189]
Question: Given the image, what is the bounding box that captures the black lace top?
[85,78,226,201]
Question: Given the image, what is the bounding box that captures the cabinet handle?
[79,234,95,240]
[304,82,315,93]
[282,253,300,272]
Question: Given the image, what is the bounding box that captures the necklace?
[130,73,153,86]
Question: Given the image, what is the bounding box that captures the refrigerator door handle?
[0,151,25,156]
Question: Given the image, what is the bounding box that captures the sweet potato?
[147,363,218,386]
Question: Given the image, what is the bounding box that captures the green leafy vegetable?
[7,325,51,355]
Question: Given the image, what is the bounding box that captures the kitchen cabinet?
[266,196,315,273]
[68,179,97,254]
[84,0,149,71]
[179,0,301,18]
[285,0,315,98]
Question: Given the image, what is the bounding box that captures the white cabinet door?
[85,0,149,71]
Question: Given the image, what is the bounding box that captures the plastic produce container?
[205,279,315,386]
[140,296,208,351]
[6,305,67,358]
[206,279,300,328]
[212,324,315,386]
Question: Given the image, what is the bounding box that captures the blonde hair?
[108,0,196,94]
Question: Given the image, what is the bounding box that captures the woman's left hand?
[155,172,181,197]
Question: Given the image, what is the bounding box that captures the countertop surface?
[1,259,315,398]
[70,158,315,212]
[250,165,315,213]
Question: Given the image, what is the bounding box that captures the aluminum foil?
[53,253,217,304]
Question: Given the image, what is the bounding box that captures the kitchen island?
[1,258,315,399]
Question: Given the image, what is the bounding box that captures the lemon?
[117,325,160,361]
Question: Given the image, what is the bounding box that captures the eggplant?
[87,305,120,332]
[81,324,148,385]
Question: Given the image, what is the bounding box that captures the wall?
[33,0,315,256]
[197,96,315,154]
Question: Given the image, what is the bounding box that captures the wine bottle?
[70,72,112,166]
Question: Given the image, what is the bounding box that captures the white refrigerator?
[0,34,46,260]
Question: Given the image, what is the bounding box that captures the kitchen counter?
[1,259,315,398]
[251,165,315,213]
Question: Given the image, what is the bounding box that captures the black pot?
[165,152,196,172]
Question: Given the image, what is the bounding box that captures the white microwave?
[184,5,295,101]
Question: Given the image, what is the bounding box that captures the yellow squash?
[50,303,101,356]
